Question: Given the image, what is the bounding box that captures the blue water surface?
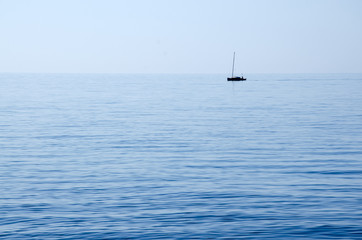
[1,73,362,239]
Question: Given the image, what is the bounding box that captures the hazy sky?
[1,0,361,73]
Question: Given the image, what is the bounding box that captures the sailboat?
[227,52,246,81]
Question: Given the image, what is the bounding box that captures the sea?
[1,73,362,239]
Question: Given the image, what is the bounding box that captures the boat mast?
[231,52,235,78]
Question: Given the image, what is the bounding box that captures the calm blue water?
[1,73,362,239]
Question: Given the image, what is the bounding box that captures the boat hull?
[227,77,246,81]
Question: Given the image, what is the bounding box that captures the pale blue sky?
[1,0,361,73]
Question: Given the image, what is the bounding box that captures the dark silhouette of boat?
[227,76,246,81]
[227,52,246,81]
